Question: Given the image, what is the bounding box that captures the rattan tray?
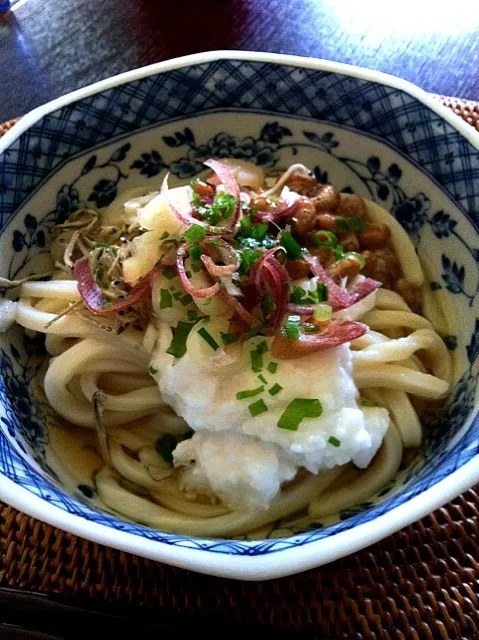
[1,95,478,639]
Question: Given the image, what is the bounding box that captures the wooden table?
[1,0,478,123]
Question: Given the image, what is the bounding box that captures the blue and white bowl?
[0,52,478,580]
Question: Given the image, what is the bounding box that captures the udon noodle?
[8,159,451,538]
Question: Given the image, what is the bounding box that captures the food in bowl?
[2,158,451,538]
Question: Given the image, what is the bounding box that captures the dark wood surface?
[0,0,479,123]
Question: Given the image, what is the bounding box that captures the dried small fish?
[0,272,52,290]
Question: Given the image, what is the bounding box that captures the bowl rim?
[0,50,478,580]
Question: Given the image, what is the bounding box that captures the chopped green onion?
[187,309,199,321]
[198,327,219,351]
[160,231,170,240]
[267,362,278,374]
[258,374,267,384]
[180,293,193,306]
[279,230,303,260]
[328,436,341,447]
[239,214,254,236]
[361,400,377,407]
[310,230,338,248]
[256,340,268,355]
[317,283,328,302]
[159,289,173,309]
[333,244,345,260]
[236,386,265,400]
[172,291,182,301]
[261,292,277,318]
[248,399,268,417]
[252,222,268,242]
[284,315,301,340]
[162,266,177,280]
[166,321,195,358]
[148,365,158,375]
[302,323,321,333]
[268,383,283,396]
[221,331,239,345]
[313,303,332,322]
[277,398,323,431]
[184,224,207,243]
[251,349,263,372]
[238,247,262,275]
[94,266,108,290]
[212,192,237,221]
[343,251,366,269]
[156,433,177,463]
[244,320,268,341]
[336,216,365,232]
[289,286,306,304]
[95,242,112,249]
[189,244,202,262]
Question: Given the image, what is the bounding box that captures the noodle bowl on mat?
[2,159,451,539]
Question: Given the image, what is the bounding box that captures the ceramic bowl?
[0,51,478,580]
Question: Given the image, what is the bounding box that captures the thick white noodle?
[96,466,342,537]
[354,364,449,399]
[309,423,403,518]
[21,280,80,300]
[361,310,433,332]
[351,329,451,383]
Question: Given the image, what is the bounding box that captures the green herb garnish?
[189,243,203,272]
[184,224,207,243]
[236,386,265,400]
[156,433,177,463]
[317,283,328,302]
[194,191,237,225]
[198,327,220,351]
[361,400,377,407]
[159,288,173,309]
[328,436,341,447]
[267,361,278,374]
[148,365,158,375]
[268,383,283,396]
[244,320,268,341]
[260,292,277,318]
[284,315,301,340]
[251,349,263,372]
[221,331,239,345]
[248,399,268,417]
[238,247,262,275]
[343,251,366,269]
[256,340,268,355]
[258,374,267,384]
[239,215,269,243]
[290,286,306,304]
[172,291,182,300]
[180,293,193,306]
[335,216,365,232]
[279,230,303,260]
[187,309,199,321]
[310,230,338,248]
[94,266,108,290]
[160,231,169,240]
[277,398,323,431]
[166,321,195,358]
[162,266,177,280]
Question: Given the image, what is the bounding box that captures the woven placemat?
[1,96,479,638]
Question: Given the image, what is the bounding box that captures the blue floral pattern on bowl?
[0,57,478,562]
